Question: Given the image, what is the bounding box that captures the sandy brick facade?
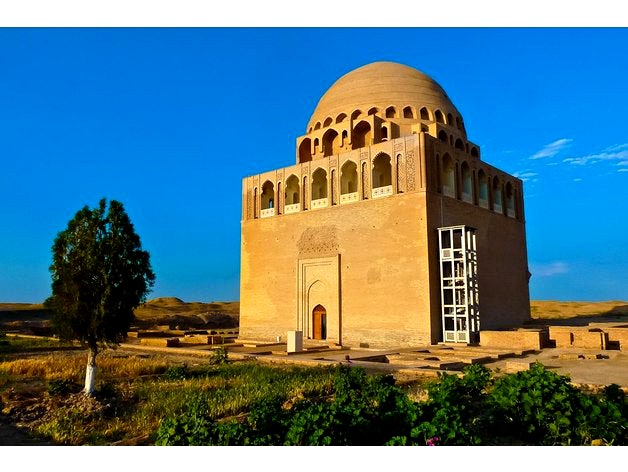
[239,62,531,348]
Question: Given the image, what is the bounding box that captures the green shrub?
[163,364,191,381]
[48,379,78,395]
[153,362,628,446]
[210,347,228,365]
[486,362,628,445]
[410,364,492,445]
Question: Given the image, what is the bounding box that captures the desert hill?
[1,299,626,335]
[529,300,628,326]
[0,298,239,334]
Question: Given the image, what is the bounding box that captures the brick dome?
[306,61,465,138]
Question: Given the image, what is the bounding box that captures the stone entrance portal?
[297,256,341,343]
[312,304,327,340]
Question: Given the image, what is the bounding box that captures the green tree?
[46,198,155,395]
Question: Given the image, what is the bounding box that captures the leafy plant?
[210,346,228,365]
[163,365,191,381]
[410,364,492,445]
[486,362,628,445]
[48,379,78,395]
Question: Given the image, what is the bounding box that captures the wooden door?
[312,304,327,340]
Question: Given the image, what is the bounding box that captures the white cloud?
[618,168,628,173]
[563,143,628,166]
[530,261,569,277]
[605,143,628,153]
[513,171,538,182]
[530,138,573,159]
[573,178,582,182]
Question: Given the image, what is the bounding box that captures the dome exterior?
[307,61,464,136]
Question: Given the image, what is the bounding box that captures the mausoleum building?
[239,61,530,348]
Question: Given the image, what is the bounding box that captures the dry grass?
[0,351,170,382]
[530,300,628,319]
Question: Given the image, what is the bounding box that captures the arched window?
[505,182,516,217]
[311,168,328,201]
[372,153,392,189]
[313,137,319,154]
[340,161,357,195]
[351,109,362,120]
[456,116,462,130]
[455,138,465,150]
[352,121,372,149]
[435,110,445,124]
[368,107,378,116]
[323,117,333,127]
[322,129,339,157]
[438,130,448,142]
[261,181,275,215]
[285,175,300,205]
[478,170,488,208]
[314,122,321,130]
[336,113,347,123]
[381,126,388,140]
[492,176,503,213]
[403,106,414,118]
[470,147,479,158]
[441,154,455,198]
[298,138,312,163]
[385,106,396,118]
[341,129,348,147]
[420,107,430,120]
[447,113,453,125]
[461,162,473,203]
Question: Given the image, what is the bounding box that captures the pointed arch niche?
[297,256,340,343]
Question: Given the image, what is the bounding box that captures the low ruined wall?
[479,329,548,351]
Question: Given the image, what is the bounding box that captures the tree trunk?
[84,347,97,395]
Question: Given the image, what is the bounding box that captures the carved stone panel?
[396,154,405,193]
[297,226,339,259]
[406,150,416,191]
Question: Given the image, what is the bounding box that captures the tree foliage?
[46,198,155,351]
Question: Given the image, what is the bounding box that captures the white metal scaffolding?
[438,226,480,343]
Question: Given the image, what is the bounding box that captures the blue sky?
[0,28,626,303]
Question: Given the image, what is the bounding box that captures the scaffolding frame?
[438,226,480,344]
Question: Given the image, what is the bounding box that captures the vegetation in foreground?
[1,335,626,446]
[155,362,628,446]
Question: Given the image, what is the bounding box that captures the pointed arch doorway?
[312,304,327,340]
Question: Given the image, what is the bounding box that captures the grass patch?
[0,335,68,354]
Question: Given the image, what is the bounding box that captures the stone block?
[605,328,628,351]
[479,330,545,350]
[505,361,533,373]
[287,330,303,353]
[572,331,606,350]
[179,335,210,345]
[140,337,180,347]
[552,331,574,348]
